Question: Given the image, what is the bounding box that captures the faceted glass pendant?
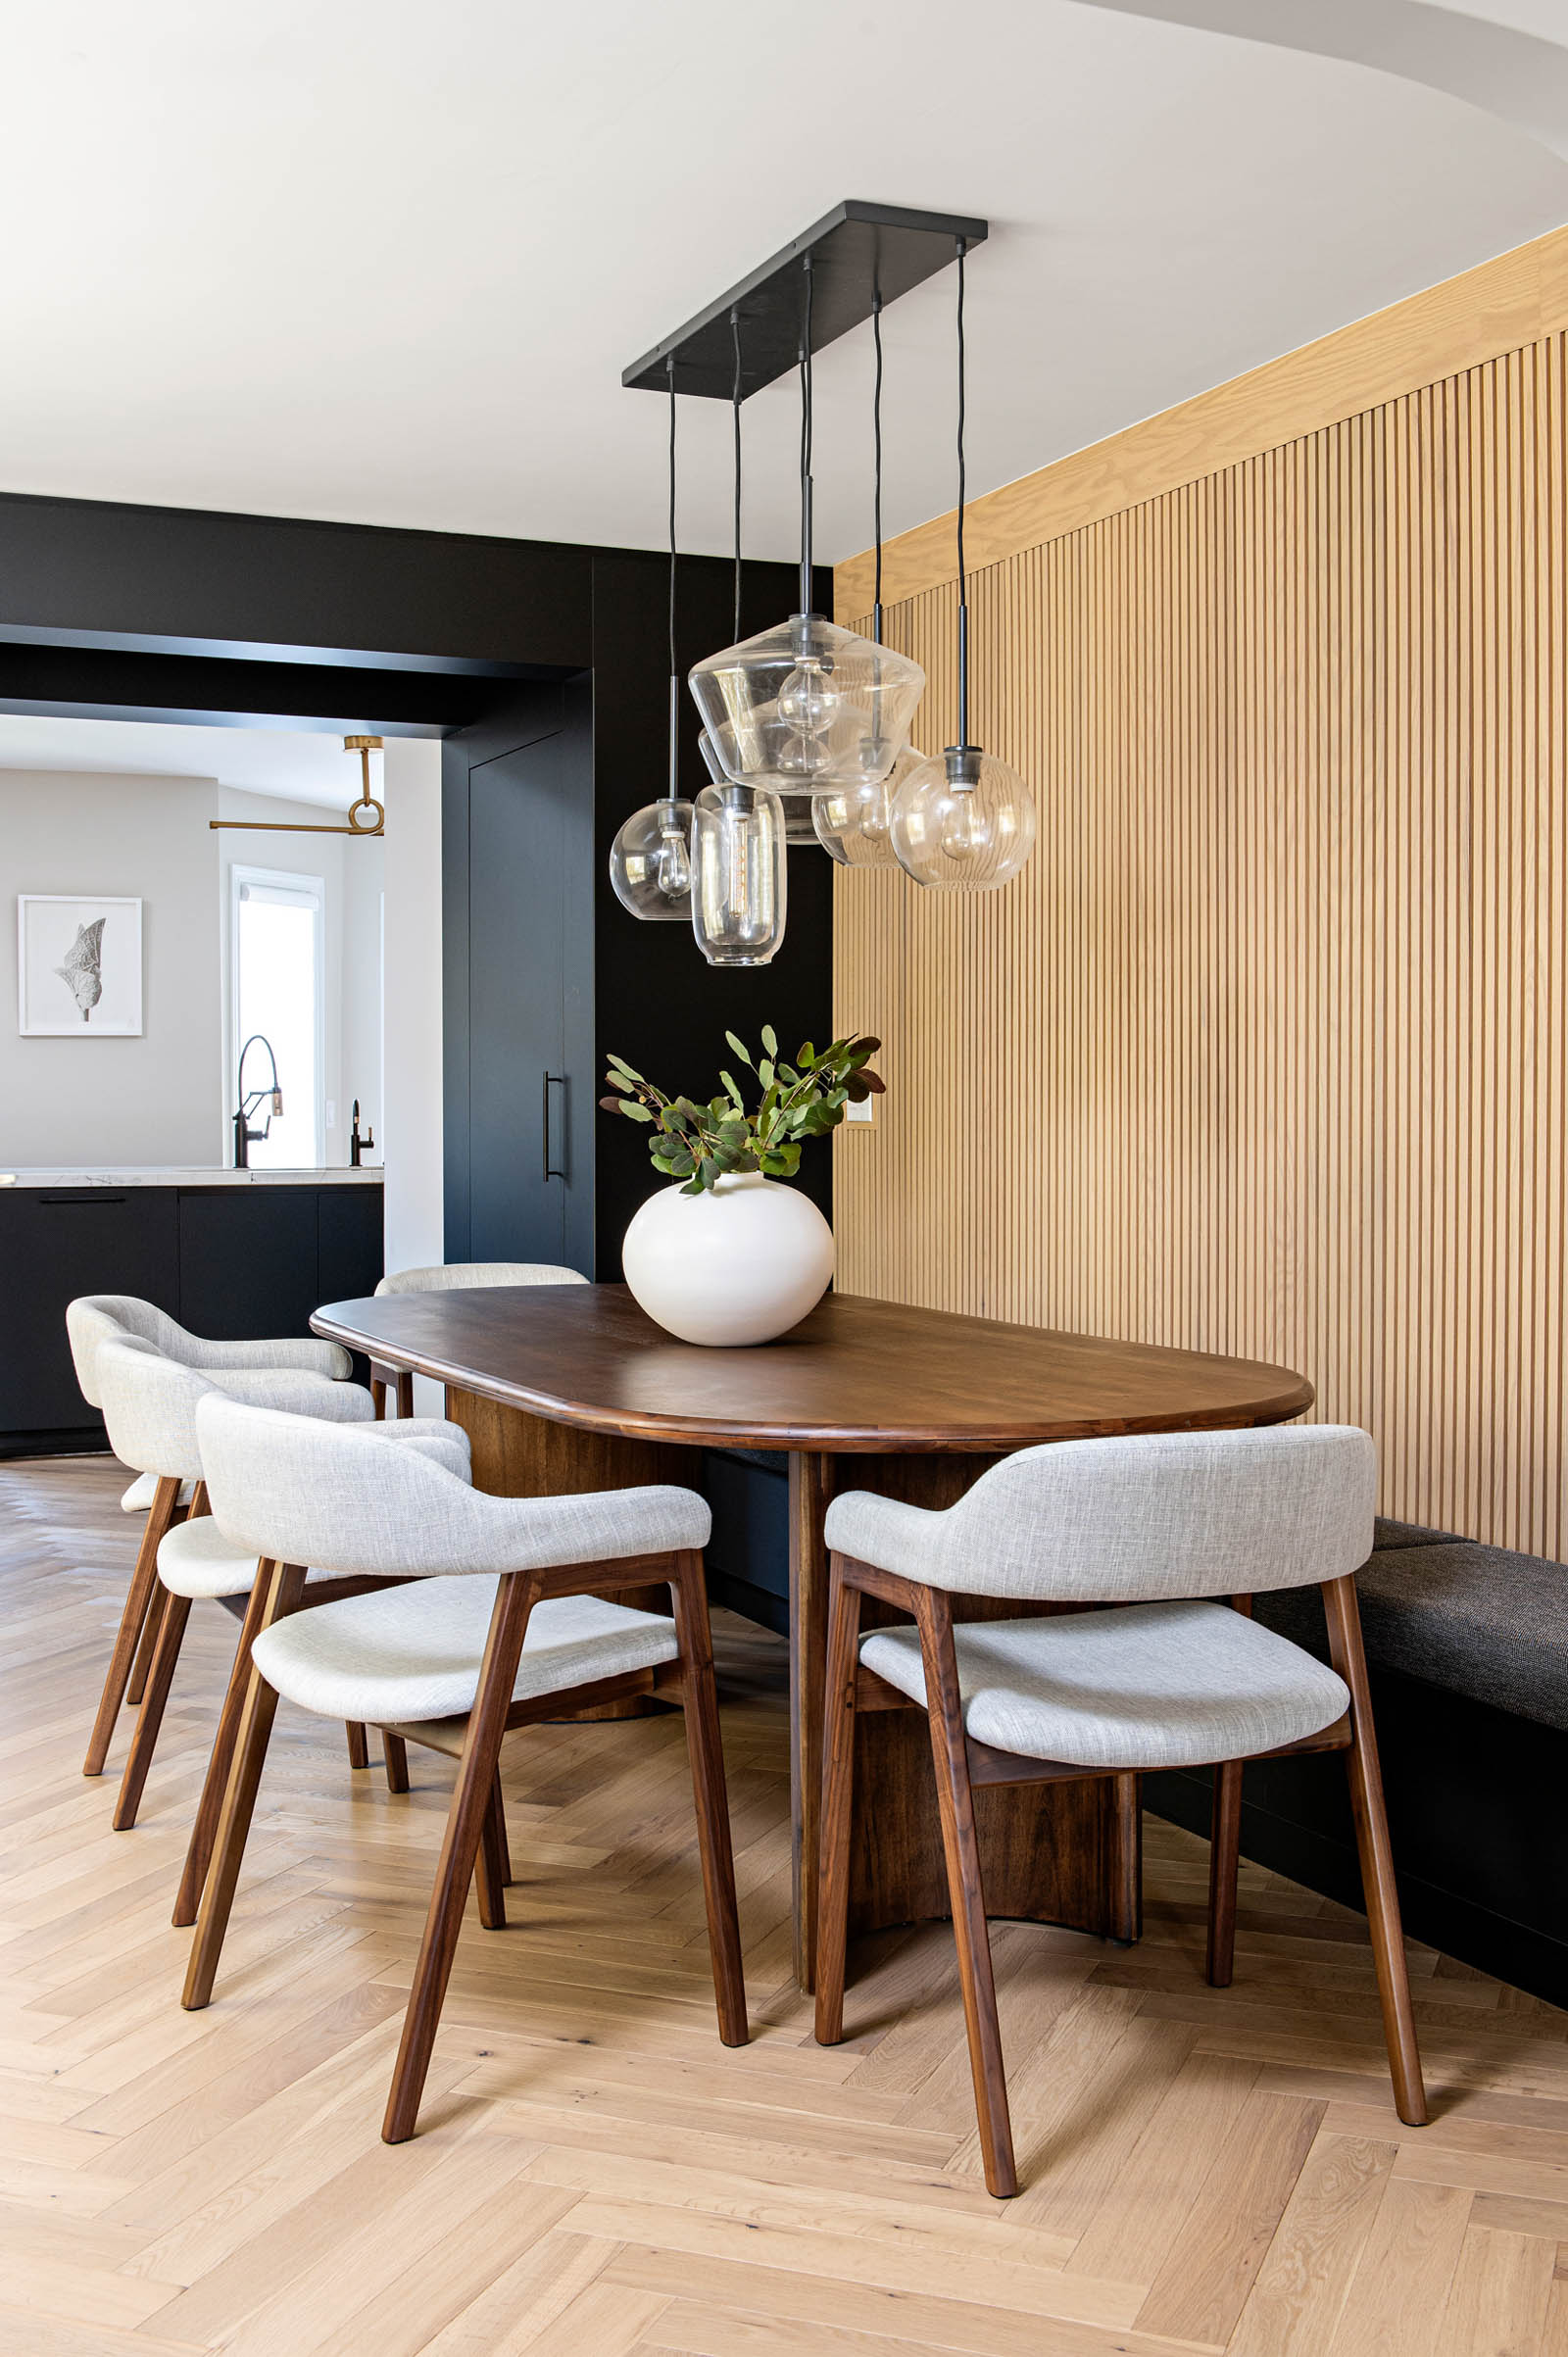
[608,797,695,921]
[690,613,924,796]
[691,780,788,964]
[890,745,1037,890]
[811,741,929,867]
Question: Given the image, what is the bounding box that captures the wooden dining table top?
[312,1284,1314,1453]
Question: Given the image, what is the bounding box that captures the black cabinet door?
[176,1189,319,1342]
[0,1188,179,1439]
[318,1185,384,1310]
[467,732,569,1263]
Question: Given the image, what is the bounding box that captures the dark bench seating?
[1146,1516,1568,2005]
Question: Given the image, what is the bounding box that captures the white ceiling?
[0,0,1565,568]
[0,713,372,806]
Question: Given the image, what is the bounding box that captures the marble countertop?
[0,1166,384,1188]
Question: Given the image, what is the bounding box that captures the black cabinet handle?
[39,1191,128,1204]
[543,1072,566,1182]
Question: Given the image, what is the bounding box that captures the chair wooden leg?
[813,1558,862,2046]
[1206,1760,1244,1987]
[173,1563,271,1927]
[183,1563,308,2010]
[490,1772,513,1885]
[84,1474,182,1776]
[475,1783,509,1931]
[125,1583,167,1708]
[113,1591,192,1830]
[915,1585,1018,2199]
[370,1373,387,1420]
[669,1551,748,2047]
[1322,1574,1428,2127]
[382,1572,539,2143]
[396,1370,415,1419]
[381,1730,410,1792]
[346,1722,370,1770]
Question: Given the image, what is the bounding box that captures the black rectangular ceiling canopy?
[622,200,988,401]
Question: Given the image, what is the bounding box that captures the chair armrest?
[176,1334,354,1382]
[203,1370,375,1422]
[368,1418,473,1482]
[823,1490,951,1586]
[471,1483,710,1576]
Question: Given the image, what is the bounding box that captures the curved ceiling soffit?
[1068,0,1568,165]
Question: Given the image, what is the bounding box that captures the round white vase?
[621,1171,834,1347]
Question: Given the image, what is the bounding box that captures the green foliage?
[599,1029,886,1197]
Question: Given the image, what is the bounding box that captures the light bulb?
[655,813,691,898]
[938,794,988,863]
[777,658,838,734]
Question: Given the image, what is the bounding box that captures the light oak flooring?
[4,1455,1568,2355]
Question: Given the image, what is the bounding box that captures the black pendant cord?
[871,289,884,645]
[955,234,969,753]
[798,252,814,619]
[666,355,680,802]
[731,308,744,643]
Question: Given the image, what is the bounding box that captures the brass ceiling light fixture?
[209,736,386,836]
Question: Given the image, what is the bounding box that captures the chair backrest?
[374,1261,589,1296]
[66,1296,174,1406]
[95,1338,376,1482]
[197,1394,504,1576]
[867,1426,1376,1602]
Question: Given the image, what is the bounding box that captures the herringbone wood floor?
[4,1458,1568,2355]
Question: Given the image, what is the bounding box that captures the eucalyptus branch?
[600,1024,885,1197]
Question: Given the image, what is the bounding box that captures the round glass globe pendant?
[609,359,695,921]
[891,236,1036,894]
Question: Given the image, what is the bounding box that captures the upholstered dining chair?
[367,1261,588,1416]
[183,1392,747,2143]
[92,1339,469,1928]
[813,1425,1427,2199]
[66,1293,354,1713]
[84,1334,374,1784]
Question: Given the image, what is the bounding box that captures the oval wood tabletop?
[313,1285,1313,1451]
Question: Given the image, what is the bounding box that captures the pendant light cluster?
[612,205,1034,964]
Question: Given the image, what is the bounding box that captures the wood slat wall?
[833,330,1568,1558]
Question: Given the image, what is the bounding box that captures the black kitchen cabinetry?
[0,1181,383,1456]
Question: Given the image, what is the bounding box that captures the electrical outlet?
[845,1095,875,1126]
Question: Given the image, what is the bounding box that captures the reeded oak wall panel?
[834,302,1568,1558]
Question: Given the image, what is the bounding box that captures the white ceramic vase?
[620,1171,834,1347]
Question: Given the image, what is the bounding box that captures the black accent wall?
[0,490,834,1285]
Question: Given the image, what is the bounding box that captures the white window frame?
[228,862,327,1169]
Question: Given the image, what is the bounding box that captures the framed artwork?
[18,896,144,1036]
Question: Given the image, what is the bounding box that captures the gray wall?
[2,769,221,1164]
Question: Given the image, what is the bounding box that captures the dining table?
[312,1283,1314,1989]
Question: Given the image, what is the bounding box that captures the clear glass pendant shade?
[811,741,927,867]
[690,613,924,796]
[608,797,695,920]
[702,725,820,848]
[890,745,1037,890]
[691,779,787,964]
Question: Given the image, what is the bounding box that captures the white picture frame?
[18,896,144,1036]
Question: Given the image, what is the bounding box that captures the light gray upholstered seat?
[859,1600,1349,1770]
[253,1581,680,1724]
[374,1261,589,1296]
[66,1293,352,1407]
[121,1469,194,1513]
